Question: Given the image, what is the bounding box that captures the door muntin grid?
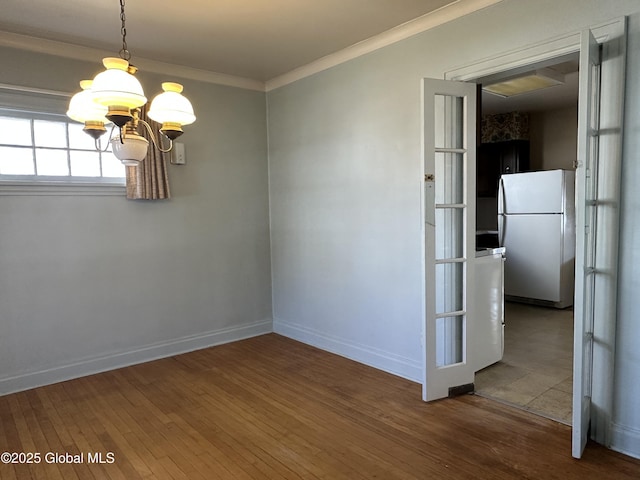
[434,94,467,368]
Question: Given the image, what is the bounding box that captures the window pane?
[35,148,69,176]
[0,117,32,146]
[34,120,68,148]
[70,151,101,177]
[0,146,35,174]
[0,115,124,182]
[68,122,98,150]
[101,152,126,178]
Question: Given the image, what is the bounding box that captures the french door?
[423,21,624,459]
[572,28,602,459]
[422,79,476,402]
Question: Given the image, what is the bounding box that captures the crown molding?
[445,16,626,82]
[1,0,502,94]
[265,0,502,91]
[0,31,265,92]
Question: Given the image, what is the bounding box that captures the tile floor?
[474,301,574,425]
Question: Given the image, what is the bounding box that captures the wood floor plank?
[187,389,346,479]
[208,365,424,479]
[1,333,639,479]
[218,353,474,478]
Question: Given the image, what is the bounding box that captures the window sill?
[0,180,126,196]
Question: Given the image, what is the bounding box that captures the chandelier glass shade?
[66,80,110,139]
[148,82,197,139]
[91,57,147,111]
[67,80,108,123]
[66,0,195,166]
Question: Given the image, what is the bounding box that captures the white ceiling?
[0,0,462,82]
[0,0,578,112]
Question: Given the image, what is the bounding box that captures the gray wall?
[267,0,640,457]
[530,105,579,171]
[0,47,272,393]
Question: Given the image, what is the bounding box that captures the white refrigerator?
[498,169,575,308]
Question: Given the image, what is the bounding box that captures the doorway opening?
[472,54,580,425]
[434,19,625,458]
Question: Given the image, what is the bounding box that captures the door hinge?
[425,174,435,182]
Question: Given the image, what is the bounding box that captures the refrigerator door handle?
[498,177,506,247]
[498,177,506,215]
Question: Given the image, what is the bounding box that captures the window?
[0,113,125,184]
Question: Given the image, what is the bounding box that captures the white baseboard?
[273,319,422,383]
[611,423,640,460]
[0,319,273,396]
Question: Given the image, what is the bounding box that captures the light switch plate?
[171,142,186,165]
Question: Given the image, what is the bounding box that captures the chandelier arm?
[94,124,118,152]
[138,119,174,153]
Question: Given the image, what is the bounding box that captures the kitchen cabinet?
[477,140,530,196]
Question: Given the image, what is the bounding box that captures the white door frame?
[441,17,626,450]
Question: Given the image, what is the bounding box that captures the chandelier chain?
[119,0,131,61]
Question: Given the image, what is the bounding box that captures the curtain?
[125,104,171,200]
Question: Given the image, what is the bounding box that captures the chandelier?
[66,0,196,166]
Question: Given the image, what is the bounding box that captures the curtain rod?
[0,82,71,98]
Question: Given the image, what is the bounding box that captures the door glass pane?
[435,152,464,204]
[0,146,35,175]
[436,208,463,260]
[70,151,101,177]
[34,120,68,148]
[585,203,597,268]
[434,95,464,149]
[436,316,464,367]
[35,148,69,176]
[589,64,601,127]
[0,117,32,146]
[583,271,595,392]
[435,262,463,314]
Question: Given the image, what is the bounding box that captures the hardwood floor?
[1,334,638,479]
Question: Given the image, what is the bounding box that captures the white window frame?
[0,84,126,197]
